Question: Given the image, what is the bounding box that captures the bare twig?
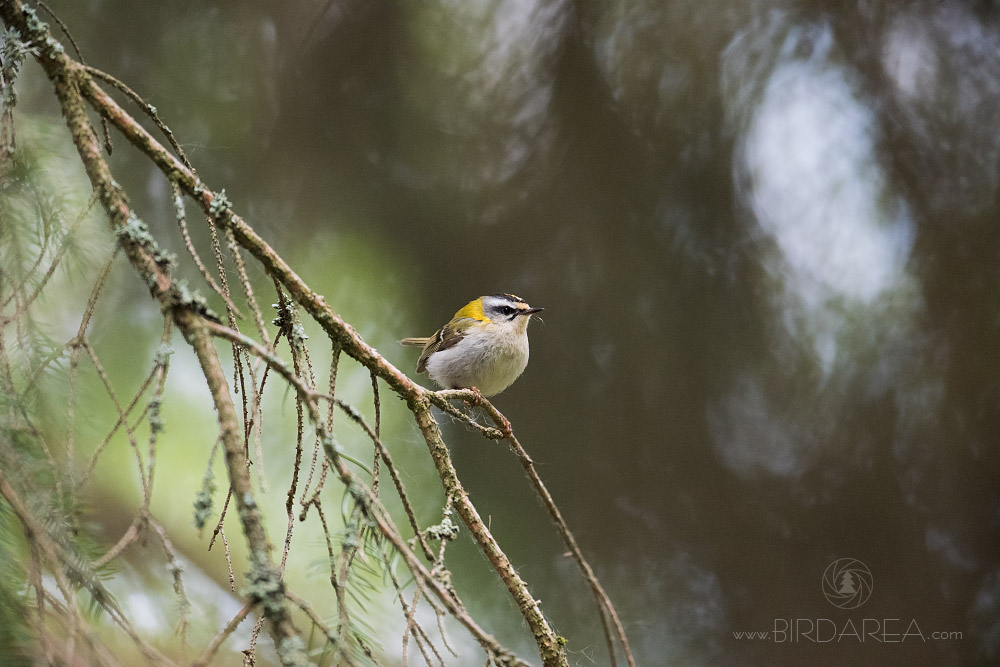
[80,63,192,169]
[437,390,636,667]
[170,180,242,316]
[370,370,381,498]
[225,226,269,346]
[36,1,113,153]
[191,601,255,667]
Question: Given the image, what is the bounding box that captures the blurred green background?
[6,0,1000,665]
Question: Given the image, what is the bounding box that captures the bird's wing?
[416,319,473,373]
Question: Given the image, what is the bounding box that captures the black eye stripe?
[492,304,520,320]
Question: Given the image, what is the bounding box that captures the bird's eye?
[499,306,515,316]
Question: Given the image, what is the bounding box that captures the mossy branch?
[0,2,635,665]
[0,2,306,662]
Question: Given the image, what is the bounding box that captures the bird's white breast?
[425,325,530,397]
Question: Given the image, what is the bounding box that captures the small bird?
[400,293,543,397]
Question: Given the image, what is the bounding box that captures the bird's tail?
[399,337,431,347]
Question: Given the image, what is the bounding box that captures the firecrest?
[399,293,543,397]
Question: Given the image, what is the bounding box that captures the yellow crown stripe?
[454,298,488,322]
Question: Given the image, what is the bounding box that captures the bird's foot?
[462,386,486,406]
[496,413,513,440]
[460,387,511,438]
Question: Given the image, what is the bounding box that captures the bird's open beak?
[522,307,544,315]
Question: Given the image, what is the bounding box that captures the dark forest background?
[4,1,1000,664]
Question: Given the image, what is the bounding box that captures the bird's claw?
[461,387,512,438]
[464,387,486,407]
[497,414,513,439]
